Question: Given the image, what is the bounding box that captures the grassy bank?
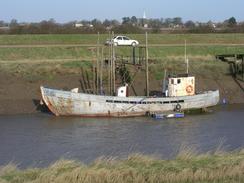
[0,57,228,84]
[1,149,244,183]
[0,45,243,61]
[0,34,243,71]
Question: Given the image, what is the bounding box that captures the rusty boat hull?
[40,86,219,117]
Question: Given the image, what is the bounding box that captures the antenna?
[185,40,189,74]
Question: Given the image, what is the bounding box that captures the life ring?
[175,103,181,112]
[186,85,193,93]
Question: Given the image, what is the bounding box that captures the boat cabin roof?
[168,73,193,78]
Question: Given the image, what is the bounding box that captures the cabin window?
[114,101,121,103]
[177,79,181,84]
[171,79,174,84]
[106,100,113,103]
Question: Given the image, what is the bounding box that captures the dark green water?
[0,104,243,168]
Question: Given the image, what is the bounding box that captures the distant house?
[88,24,94,28]
[75,23,83,28]
[0,26,10,31]
[75,23,94,28]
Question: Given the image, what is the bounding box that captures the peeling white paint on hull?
[40,86,219,117]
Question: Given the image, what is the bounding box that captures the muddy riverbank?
[1,70,244,115]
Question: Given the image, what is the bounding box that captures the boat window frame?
[177,79,181,84]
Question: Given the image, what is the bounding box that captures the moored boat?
[40,74,219,117]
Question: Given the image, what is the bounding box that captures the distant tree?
[38,19,58,34]
[172,17,182,25]
[103,19,111,27]
[26,23,40,34]
[112,24,143,34]
[188,23,215,33]
[227,17,237,27]
[148,19,162,28]
[48,18,56,24]
[103,19,120,28]
[160,18,164,24]
[9,19,18,27]
[164,18,173,27]
[111,19,120,26]
[0,20,7,27]
[185,20,195,28]
[122,17,131,24]
[131,16,138,25]
[91,19,102,26]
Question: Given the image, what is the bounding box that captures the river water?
[0,104,243,168]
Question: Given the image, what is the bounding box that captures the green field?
[0,34,243,62]
[0,34,242,82]
[1,150,243,183]
[0,45,243,61]
[1,34,244,45]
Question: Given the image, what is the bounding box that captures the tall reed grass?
[0,148,243,183]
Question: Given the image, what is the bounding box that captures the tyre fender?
[175,103,181,112]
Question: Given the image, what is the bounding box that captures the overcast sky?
[1,0,244,23]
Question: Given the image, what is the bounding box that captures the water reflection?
[0,104,243,168]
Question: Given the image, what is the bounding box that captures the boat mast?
[145,32,149,96]
[110,31,116,96]
[112,32,116,95]
[100,46,104,94]
[96,32,100,94]
[185,40,189,75]
[93,48,96,94]
[107,31,111,95]
[162,69,167,94]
